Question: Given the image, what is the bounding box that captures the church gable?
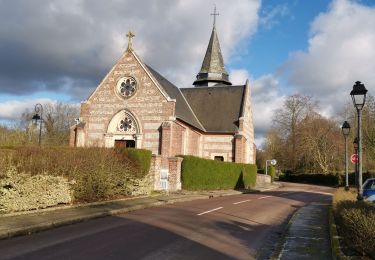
[78,37,177,149]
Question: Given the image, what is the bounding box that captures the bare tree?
[20,102,79,146]
[272,94,317,171]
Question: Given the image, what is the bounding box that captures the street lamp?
[353,137,359,187]
[341,121,350,191]
[74,118,80,147]
[350,81,368,200]
[32,103,43,146]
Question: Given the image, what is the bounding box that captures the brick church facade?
[70,22,255,165]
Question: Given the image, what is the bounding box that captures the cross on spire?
[210,5,219,27]
[126,31,135,51]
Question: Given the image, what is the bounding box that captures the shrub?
[181,156,257,190]
[279,172,340,186]
[0,147,152,203]
[333,188,375,257]
[267,166,276,182]
[121,148,152,177]
[0,166,73,213]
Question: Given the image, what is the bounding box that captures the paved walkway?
[277,202,332,259]
[0,184,281,240]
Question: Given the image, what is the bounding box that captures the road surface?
[0,182,334,260]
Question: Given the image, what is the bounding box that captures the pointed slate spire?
[193,7,231,86]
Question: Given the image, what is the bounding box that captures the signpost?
[351,154,359,164]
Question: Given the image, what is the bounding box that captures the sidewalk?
[0,183,281,240]
[275,202,332,259]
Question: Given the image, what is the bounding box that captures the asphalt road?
[0,182,334,260]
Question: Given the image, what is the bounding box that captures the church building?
[70,15,255,165]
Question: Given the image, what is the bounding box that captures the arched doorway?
[105,110,142,148]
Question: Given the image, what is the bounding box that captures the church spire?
[193,6,231,87]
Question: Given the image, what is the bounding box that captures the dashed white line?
[197,207,223,216]
[257,196,272,200]
[233,199,252,205]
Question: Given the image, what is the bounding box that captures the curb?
[269,204,301,260]
[328,206,348,260]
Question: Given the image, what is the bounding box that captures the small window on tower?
[214,156,224,162]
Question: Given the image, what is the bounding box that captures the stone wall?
[256,174,271,186]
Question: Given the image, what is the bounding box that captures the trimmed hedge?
[181,156,257,190]
[121,148,152,177]
[279,172,340,186]
[280,171,375,187]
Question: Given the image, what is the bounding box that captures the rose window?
[117,77,137,98]
[118,117,133,132]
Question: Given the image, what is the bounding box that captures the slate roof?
[193,26,231,86]
[146,65,205,131]
[146,65,245,133]
[181,85,245,133]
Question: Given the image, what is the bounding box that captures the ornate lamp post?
[341,121,351,191]
[350,81,368,200]
[32,103,43,146]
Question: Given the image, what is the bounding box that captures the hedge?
[181,156,257,190]
[279,171,375,187]
[333,188,375,257]
[0,166,73,213]
[279,172,340,186]
[121,148,152,177]
[0,147,153,206]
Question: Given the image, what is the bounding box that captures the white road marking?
[197,207,223,216]
[257,196,272,200]
[233,199,252,205]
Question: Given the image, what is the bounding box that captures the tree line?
[0,102,79,147]
[257,94,375,174]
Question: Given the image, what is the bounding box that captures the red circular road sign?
[351,154,359,164]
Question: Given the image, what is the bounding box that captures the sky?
[0,0,374,147]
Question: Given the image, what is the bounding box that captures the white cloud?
[0,0,260,96]
[284,0,375,116]
[230,69,250,85]
[0,99,56,120]
[252,74,285,144]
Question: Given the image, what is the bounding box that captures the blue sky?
[0,0,374,145]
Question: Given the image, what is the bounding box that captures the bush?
[333,188,375,257]
[279,172,340,186]
[0,147,152,203]
[267,166,276,182]
[0,166,72,213]
[121,148,152,177]
[181,156,257,190]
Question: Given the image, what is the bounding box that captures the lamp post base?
[345,186,350,191]
[357,193,363,201]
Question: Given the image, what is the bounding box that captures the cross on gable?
[210,5,219,26]
[126,31,135,51]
